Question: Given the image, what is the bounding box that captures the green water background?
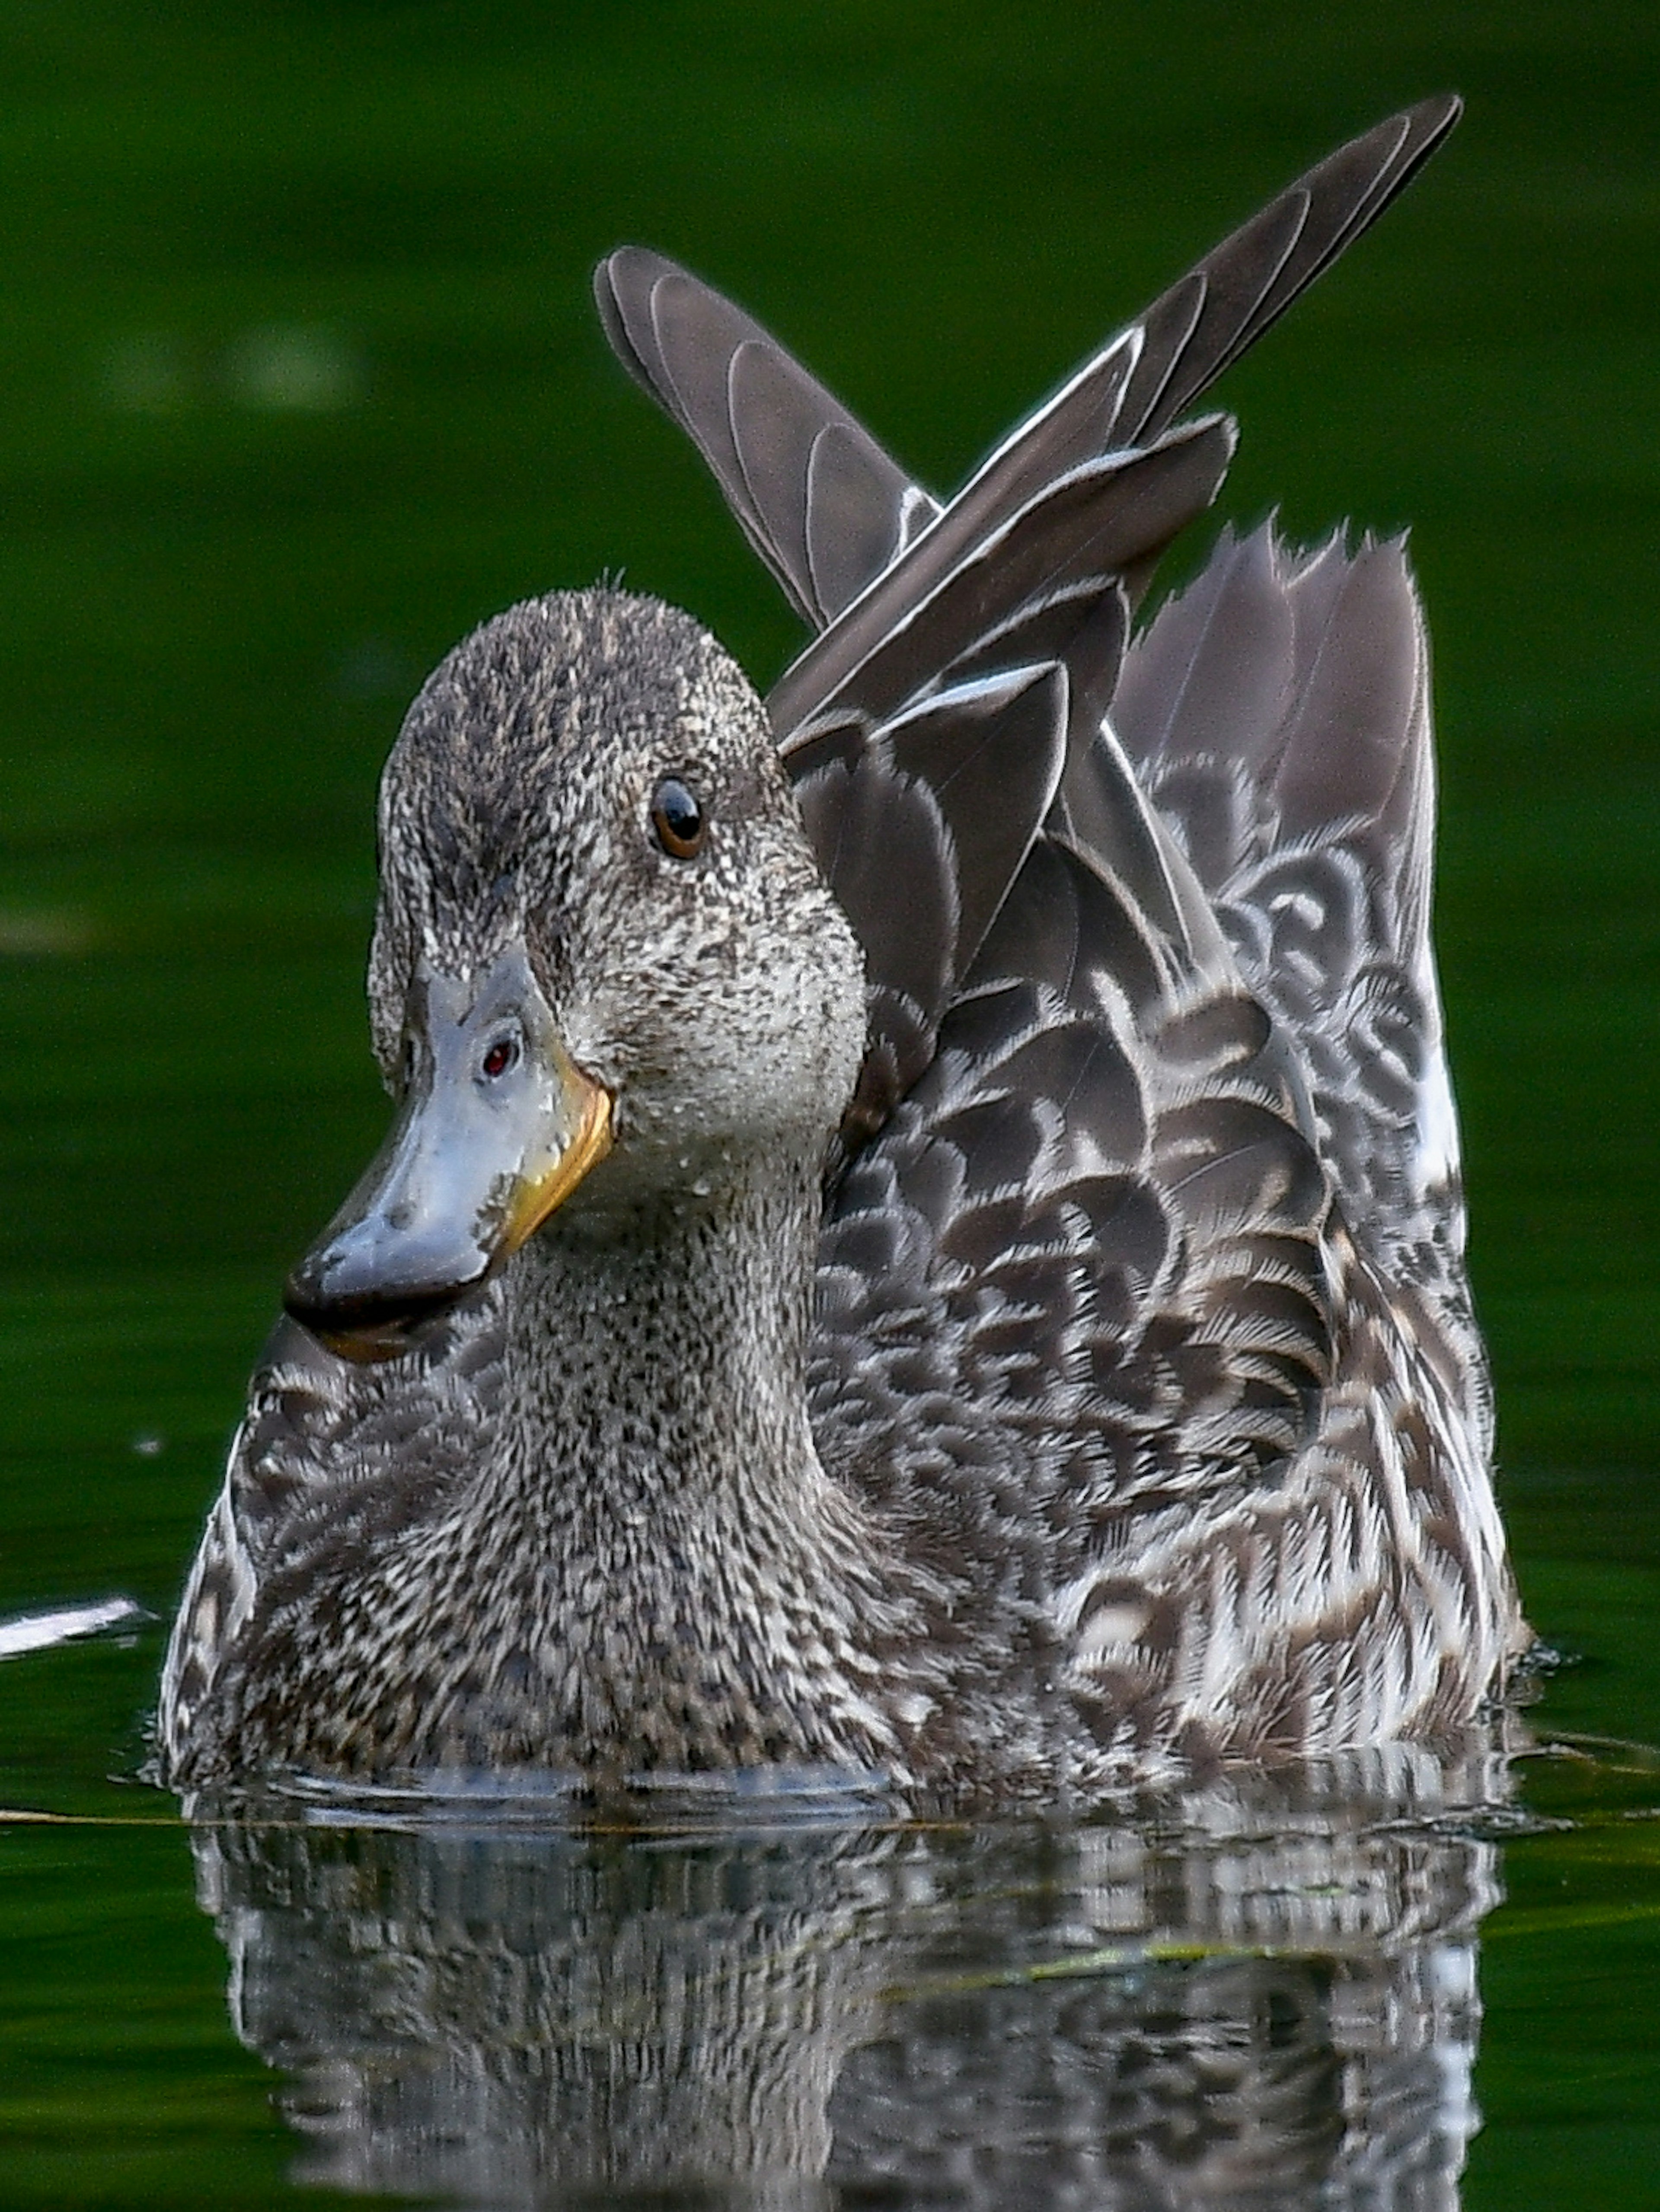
[0,1,1656,2201]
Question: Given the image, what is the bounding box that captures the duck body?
[158,100,1526,1800]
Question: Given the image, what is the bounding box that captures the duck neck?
[467,1149,915,1771]
[484,1147,880,1596]
[499,1151,821,1491]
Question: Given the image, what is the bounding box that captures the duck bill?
[283,948,613,1361]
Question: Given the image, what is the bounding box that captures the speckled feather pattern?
[159,100,1523,1799]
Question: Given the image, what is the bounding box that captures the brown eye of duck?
[650,776,705,859]
[480,1038,517,1079]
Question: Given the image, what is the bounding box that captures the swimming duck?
[157,97,1526,1798]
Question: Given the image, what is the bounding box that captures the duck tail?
[1111,520,1469,1309]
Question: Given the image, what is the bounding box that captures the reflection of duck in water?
[157,98,1526,1797]
[194,1767,1502,2206]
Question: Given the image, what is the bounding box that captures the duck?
[156,96,1527,1800]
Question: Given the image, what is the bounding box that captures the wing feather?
[594,247,937,625]
[792,663,1069,1146]
[774,420,1233,739]
[596,98,1460,711]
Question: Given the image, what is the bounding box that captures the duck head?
[284,589,866,1360]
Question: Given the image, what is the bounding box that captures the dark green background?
[0,2,1655,2202]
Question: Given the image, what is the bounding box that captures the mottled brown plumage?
[158,99,1525,1801]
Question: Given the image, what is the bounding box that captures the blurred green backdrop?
[0,4,1657,2205]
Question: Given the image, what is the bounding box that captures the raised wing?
[595,96,1460,696]
[937,97,1463,539]
[596,104,1463,1181]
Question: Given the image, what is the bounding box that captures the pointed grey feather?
[773,417,1234,739]
[928,97,1462,553]
[1111,525,1295,786]
[594,247,938,625]
[1108,98,1461,451]
[1048,718,1230,981]
[806,422,923,618]
[1274,538,1426,839]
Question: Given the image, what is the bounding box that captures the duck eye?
[480,1038,517,1080]
[650,776,705,860]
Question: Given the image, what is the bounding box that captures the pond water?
[2,5,1658,2204]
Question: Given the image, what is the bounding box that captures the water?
[2,3,1658,2202]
